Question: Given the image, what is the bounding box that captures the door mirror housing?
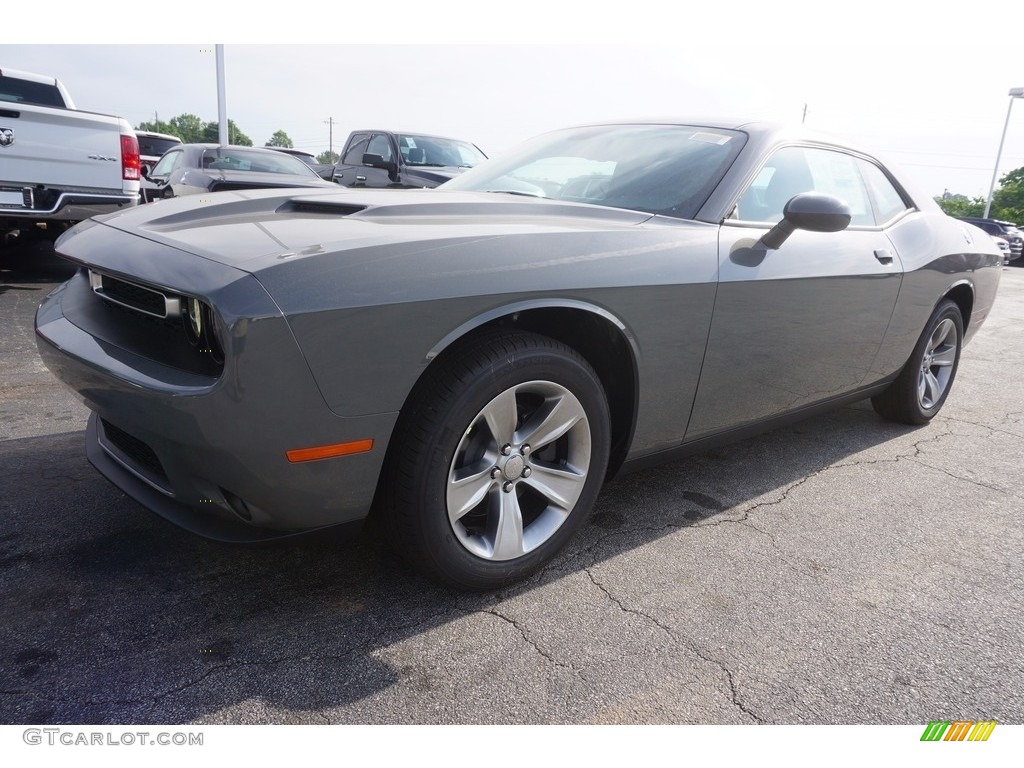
[761,192,852,250]
[362,153,398,174]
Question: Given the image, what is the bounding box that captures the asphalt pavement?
[1,246,1022,725]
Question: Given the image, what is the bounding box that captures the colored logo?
[920,720,997,742]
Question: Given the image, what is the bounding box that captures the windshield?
[444,124,746,219]
[398,134,487,168]
[200,148,318,177]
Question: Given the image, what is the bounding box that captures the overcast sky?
[4,2,1024,199]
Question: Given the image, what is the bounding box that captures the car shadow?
[0,401,923,724]
[0,239,76,296]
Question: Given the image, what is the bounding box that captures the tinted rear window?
[0,75,65,107]
[138,137,182,157]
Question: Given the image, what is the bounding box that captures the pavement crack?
[906,458,1020,498]
[584,567,676,638]
[481,607,580,676]
[938,414,1024,440]
[584,567,766,723]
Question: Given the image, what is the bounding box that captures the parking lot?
[1,246,1022,725]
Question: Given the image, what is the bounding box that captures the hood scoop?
[280,199,367,217]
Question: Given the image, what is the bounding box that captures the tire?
[381,330,611,591]
[871,299,963,425]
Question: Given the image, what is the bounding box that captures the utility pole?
[324,117,335,157]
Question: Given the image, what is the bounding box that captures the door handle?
[356,175,366,182]
[874,249,894,265]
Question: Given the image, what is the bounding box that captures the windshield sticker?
[689,132,733,145]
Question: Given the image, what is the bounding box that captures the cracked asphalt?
[2,245,1022,725]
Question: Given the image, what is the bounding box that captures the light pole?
[983,86,1024,219]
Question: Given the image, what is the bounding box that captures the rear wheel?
[381,331,611,591]
[871,299,963,425]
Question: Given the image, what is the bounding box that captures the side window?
[858,160,911,224]
[366,134,394,163]
[735,147,814,223]
[735,145,874,226]
[151,150,182,178]
[804,150,872,225]
[342,133,370,165]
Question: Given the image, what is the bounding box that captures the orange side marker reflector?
[286,439,374,463]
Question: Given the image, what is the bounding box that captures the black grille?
[100,419,168,483]
[71,271,223,378]
[99,275,168,317]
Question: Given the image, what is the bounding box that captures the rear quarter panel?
[870,212,1001,380]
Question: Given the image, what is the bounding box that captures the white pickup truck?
[0,67,140,247]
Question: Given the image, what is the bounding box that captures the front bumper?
[35,235,397,540]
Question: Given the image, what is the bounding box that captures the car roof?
[356,130,479,142]
[135,130,182,142]
[185,144,293,152]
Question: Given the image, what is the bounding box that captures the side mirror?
[760,192,852,250]
[141,165,150,179]
[362,153,397,174]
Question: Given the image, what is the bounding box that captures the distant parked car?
[955,217,1022,262]
[332,130,487,188]
[136,131,183,174]
[265,147,335,180]
[140,144,335,202]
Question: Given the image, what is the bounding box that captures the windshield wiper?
[484,190,545,198]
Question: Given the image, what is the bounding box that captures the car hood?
[88,187,663,272]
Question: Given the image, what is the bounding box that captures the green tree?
[938,166,1024,224]
[201,119,252,146]
[935,193,985,218]
[991,167,1024,224]
[316,150,339,165]
[265,130,294,148]
[167,113,206,143]
[135,119,176,136]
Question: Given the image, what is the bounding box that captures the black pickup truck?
[331,130,487,188]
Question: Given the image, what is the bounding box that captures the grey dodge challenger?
[35,121,1002,590]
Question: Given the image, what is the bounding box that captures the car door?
[332,132,370,186]
[686,144,907,439]
[334,132,397,188]
[143,148,184,201]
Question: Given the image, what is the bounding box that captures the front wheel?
[871,299,963,425]
[381,331,611,591]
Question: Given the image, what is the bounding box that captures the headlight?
[183,296,223,363]
[188,297,203,338]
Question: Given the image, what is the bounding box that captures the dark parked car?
[36,121,1002,590]
[135,130,183,175]
[955,216,1022,262]
[140,144,335,202]
[332,129,487,188]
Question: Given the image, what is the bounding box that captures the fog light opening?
[221,488,252,522]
